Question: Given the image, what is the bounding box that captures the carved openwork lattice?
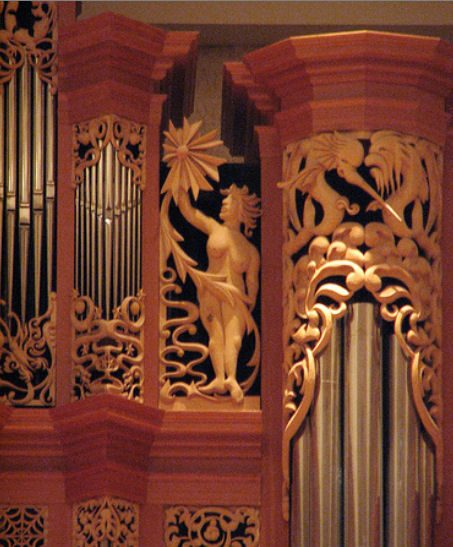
[0,505,48,546]
[159,120,261,406]
[73,115,145,189]
[71,291,144,401]
[0,2,57,91]
[0,292,55,405]
[281,130,442,515]
[73,497,138,547]
[0,2,57,406]
[164,506,260,547]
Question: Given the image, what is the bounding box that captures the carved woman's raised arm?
[177,191,218,235]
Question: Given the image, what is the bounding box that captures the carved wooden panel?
[164,506,260,547]
[73,497,138,547]
[281,130,442,522]
[0,505,48,546]
[159,120,261,408]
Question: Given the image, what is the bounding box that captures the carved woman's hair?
[221,183,261,237]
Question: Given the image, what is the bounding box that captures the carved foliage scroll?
[164,506,260,547]
[0,2,57,91]
[71,292,144,401]
[0,505,48,547]
[0,293,56,405]
[281,130,442,505]
[73,115,145,189]
[159,120,261,405]
[73,497,138,547]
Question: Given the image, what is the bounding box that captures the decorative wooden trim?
[0,505,48,546]
[73,496,139,547]
[164,505,260,547]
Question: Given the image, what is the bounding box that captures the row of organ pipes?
[0,57,56,323]
[74,142,142,319]
[291,302,435,546]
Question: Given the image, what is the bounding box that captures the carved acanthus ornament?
[0,293,56,406]
[160,120,261,405]
[0,505,48,546]
[281,130,442,514]
[164,506,260,547]
[73,115,146,188]
[73,497,138,547]
[0,2,57,92]
[71,291,144,401]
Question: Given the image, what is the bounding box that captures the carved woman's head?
[220,184,261,237]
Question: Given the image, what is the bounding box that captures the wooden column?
[223,30,453,546]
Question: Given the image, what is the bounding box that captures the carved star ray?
[162,119,226,203]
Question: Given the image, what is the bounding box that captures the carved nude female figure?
[177,184,261,402]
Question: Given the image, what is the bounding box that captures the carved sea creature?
[282,132,399,255]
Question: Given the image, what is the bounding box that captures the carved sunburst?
[162,119,226,203]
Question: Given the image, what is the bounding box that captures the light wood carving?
[160,120,261,405]
[73,497,138,547]
[0,505,48,546]
[0,292,56,406]
[281,130,442,519]
[71,292,144,401]
[0,2,57,92]
[164,506,260,547]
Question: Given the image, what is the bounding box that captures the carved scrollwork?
[0,505,48,546]
[0,292,55,406]
[164,506,260,547]
[0,2,57,92]
[281,130,442,516]
[73,115,146,188]
[159,120,261,405]
[71,291,144,401]
[73,497,138,547]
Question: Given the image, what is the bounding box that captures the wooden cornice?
[51,394,163,503]
[222,30,453,153]
[58,12,198,126]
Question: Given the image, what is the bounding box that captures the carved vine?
[0,505,48,547]
[71,291,144,402]
[281,130,442,518]
[0,2,57,92]
[0,292,55,406]
[73,115,146,188]
[73,497,138,547]
[160,119,261,404]
[164,506,260,547]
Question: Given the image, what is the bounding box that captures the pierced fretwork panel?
[71,115,145,401]
[73,497,138,547]
[164,506,260,547]
[0,2,57,406]
[0,505,48,547]
[159,120,261,408]
[281,130,442,544]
